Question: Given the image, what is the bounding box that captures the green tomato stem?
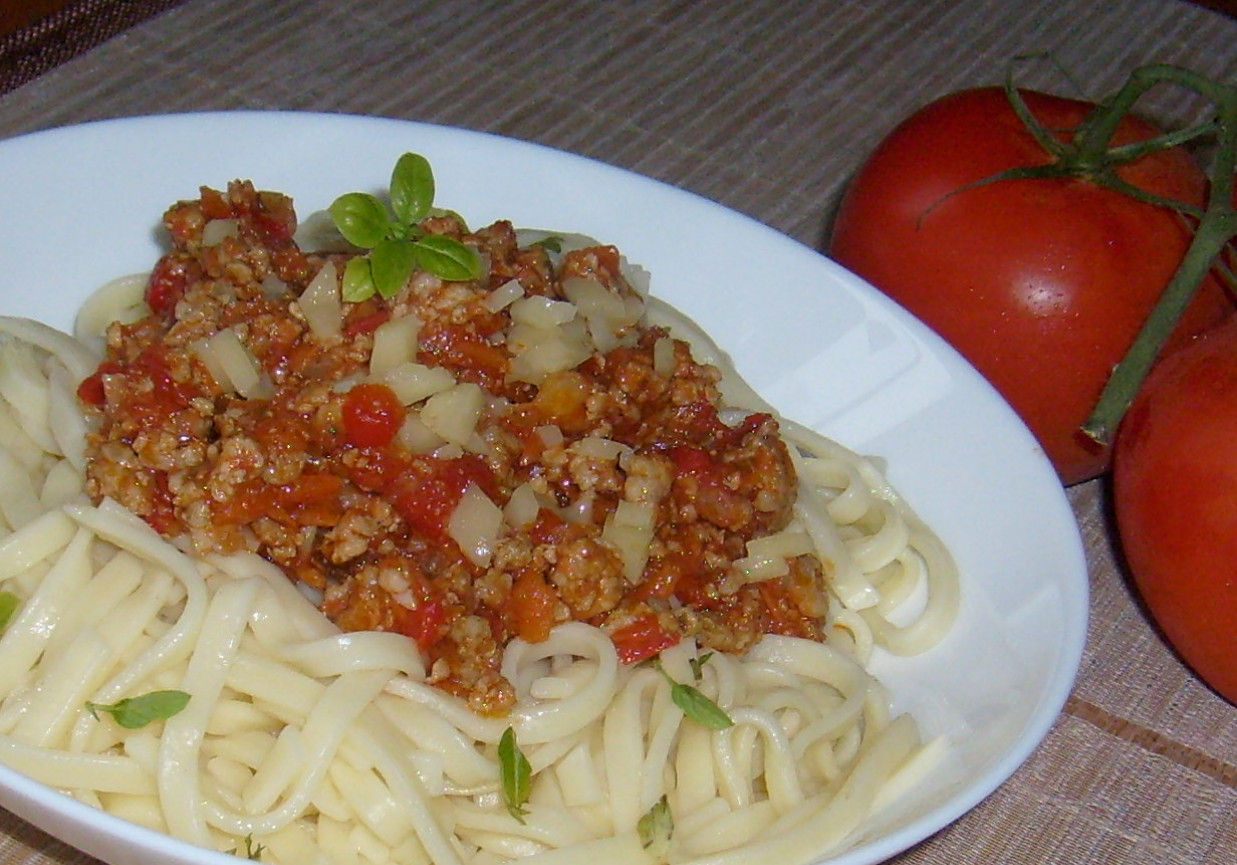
[1082,68,1237,445]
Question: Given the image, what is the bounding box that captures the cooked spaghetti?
[0,167,959,865]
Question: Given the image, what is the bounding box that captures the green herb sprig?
[328,153,484,302]
[0,591,20,632]
[498,726,532,822]
[230,834,266,861]
[637,795,674,858]
[86,689,190,729]
[657,662,733,731]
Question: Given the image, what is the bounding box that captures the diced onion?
[395,412,445,454]
[189,336,232,393]
[370,315,421,377]
[653,336,676,377]
[260,275,289,298]
[613,499,656,531]
[509,295,578,328]
[192,327,270,399]
[507,320,593,384]
[503,483,541,529]
[484,279,525,312]
[381,362,454,406]
[201,218,239,247]
[535,425,564,448]
[559,490,595,524]
[733,529,816,583]
[570,436,631,462]
[420,383,485,446]
[448,482,503,568]
[298,261,342,341]
[602,501,656,582]
[562,276,632,353]
[562,277,626,321]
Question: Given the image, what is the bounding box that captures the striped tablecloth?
[0,1,1234,863]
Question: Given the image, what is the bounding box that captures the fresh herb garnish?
[658,663,733,730]
[0,591,20,632]
[230,834,266,860]
[329,152,484,301]
[498,726,532,822]
[86,689,190,729]
[637,795,674,858]
[688,652,714,682]
[531,234,565,253]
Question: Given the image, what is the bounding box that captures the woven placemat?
[0,0,186,95]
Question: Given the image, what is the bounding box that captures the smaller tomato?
[1114,318,1237,704]
[342,382,406,448]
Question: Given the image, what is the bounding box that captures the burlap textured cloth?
[0,1,1234,864]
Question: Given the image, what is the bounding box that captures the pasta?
[0,180,959,865]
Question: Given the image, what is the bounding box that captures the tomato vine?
[1082,65,1237,444]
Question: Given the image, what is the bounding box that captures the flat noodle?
[0,254,960,865]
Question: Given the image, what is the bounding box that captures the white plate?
[0,112,1087,865]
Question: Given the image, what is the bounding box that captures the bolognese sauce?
[79,179,830,715]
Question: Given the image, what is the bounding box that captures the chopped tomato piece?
[343,308,392,337]
[393,598,449,653]
[668,444,713,475]
[146,254,195,315]
[342,383,406,448]
[609,615,680,664]
[418,324,509,389]
[76,361,120,407]
[387,454,497,543]
[510,569,558,643]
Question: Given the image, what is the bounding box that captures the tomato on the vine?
[829,86,1233,485]
[1113,317,1237,704]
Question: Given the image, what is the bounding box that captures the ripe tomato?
[829,86,1233,485]
[1113,318,1237,704]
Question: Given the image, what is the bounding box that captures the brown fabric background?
[0,1,1235,863]
[0,0,186,94]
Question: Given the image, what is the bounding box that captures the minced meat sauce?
[78,180,831,715]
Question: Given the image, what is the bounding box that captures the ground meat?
[80,180,832,714]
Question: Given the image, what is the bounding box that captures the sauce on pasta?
[79,180,834,715]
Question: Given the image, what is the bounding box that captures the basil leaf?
[498,726,531,822]
[657,664,733,730]
[389,152,435,228]
[370,238,419,299]
[412,235,484,282]
[637,795,673,857]
[342,256,377,302]
[87,689,190,729]
[671,682,734,730]
[329,192,392,249]
[0,591,20,632]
